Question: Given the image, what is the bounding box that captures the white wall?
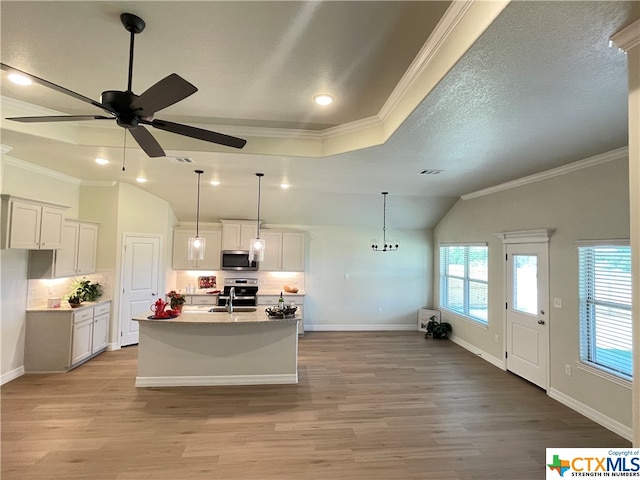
[304,225,432,330]
[434,152,631,436]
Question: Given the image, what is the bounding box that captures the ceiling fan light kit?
[0,12,247,158]
[371,192,398,252]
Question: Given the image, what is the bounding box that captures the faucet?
[226,286,236,313]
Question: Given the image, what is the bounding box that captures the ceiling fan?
[0,13,247,157]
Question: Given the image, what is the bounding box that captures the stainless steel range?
[217,278,259,307]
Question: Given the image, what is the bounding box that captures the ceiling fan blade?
[128,126,166,157]
[6,115,113,123]
[146,119,247,149]
[1,63,116,115]
[130,74,197,116]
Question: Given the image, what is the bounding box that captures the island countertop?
[134,310,300,325]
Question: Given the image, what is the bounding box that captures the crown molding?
[81,180,117,187]
[0,144,13,155]
[462,146,629,200]
[611,19,640,52]
[2,155,82,184]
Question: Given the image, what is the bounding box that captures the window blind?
[440,245,488,325]
[578,244,632,379]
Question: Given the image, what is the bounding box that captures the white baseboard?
[135,373,298,387]
[1,366,24,385]
[449,335,505,370]
[305,324,417,331]
[548,388,633,441]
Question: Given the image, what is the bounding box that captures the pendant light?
[371,192,399,252]
[249,173,266,262]
[188,169,205,260]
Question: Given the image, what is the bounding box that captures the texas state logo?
[546,448,640,479]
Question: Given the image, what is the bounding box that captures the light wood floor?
[1,332,630,480]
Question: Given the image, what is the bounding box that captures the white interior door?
[120,235,161,346]
[506,242,549,389]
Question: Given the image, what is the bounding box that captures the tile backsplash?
[169,271,305,294]
[27,270,113,309]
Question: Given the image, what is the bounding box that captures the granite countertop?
[27,299,112,312]
[134,310,300,325]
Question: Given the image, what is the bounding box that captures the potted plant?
[166,290,186,312]
[425,315,452,339]
[66,277,102,307]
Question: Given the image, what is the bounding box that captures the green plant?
[66,277,102,304]
[166,290,186,308]
[425,315,452,339]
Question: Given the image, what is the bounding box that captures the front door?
[120,234,161,346]
[505,242,549,389]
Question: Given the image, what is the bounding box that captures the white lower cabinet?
[257,294,304,335]
[25,301,111,372]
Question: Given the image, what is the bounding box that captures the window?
[439,244,488,325]
[578,242,632,380]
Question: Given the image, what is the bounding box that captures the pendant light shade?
[188,169,205,261]
[249,173,265,262]
[371,192,398,252]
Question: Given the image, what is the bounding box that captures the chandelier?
[371,192,398,252]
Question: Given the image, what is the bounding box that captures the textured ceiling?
[0,1,637,229]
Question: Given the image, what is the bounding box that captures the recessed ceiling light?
[280,183,290,189]
[313,94,333,106]
[210,180,220,186]
[95,158,109,165]
[8,73,32,86]
[135,177,147,183]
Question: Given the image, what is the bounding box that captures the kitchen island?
[133,310,300,387]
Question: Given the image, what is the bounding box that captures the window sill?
[575,362,631,390]
[438,307,489,329]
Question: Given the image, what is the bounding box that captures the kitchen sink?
[208,306,257,313]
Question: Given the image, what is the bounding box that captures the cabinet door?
[71,317,93,366]
[282,233,305,271]
[221,223,241,250]
[92,313,109,353]
[8,200,41,249]
[54,221,80,277]
[196,230,222,270]
[173,229,222,270]
[39,206,66,249]
[240,223,258,250]
[76,222,98,274]
[260,232,283,271]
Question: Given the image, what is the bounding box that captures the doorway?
[501,231,551,390]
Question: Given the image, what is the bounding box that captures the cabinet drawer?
[94,303,110,316]
[73,309,93,323]
[257,295,280,305]
[191,295,218,305]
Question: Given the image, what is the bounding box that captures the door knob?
[538,319,545,325]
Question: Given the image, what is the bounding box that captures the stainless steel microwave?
[220,250,259,271]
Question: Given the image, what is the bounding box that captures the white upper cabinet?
[1,195,68,249]
[172,228,222,270]
[28,219,99,279]
[259,231,306,272]
[221,220,258,251]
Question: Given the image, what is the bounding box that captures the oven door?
[217,296,257,307]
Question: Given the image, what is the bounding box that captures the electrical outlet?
[565,364,572,376]
[344,273,350,280]
[554,298,563,308]
[377,307,383,314]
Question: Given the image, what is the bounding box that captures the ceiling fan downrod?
[120,13,145,93]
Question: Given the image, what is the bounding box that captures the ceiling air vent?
[167,156,194,163]
[419,169,443,175]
